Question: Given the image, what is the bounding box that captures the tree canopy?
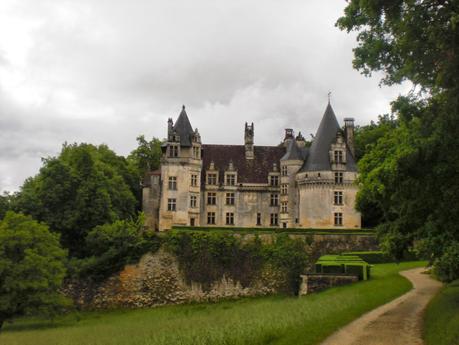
[0,212,68,330]
[14,143,139,256]
[338,0,459,280]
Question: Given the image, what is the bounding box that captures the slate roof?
[201,145,285,184]
[173,106,194,147]
[281,139,306,161]
[300,103,357,172]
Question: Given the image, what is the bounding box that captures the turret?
[344,117,355,157]
[244,122,254,159]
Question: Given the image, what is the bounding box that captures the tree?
[127,135,163,180]
[337,1,459,277]
[0,212,69,330]
[72,214,160,281]
[14,143,138,256]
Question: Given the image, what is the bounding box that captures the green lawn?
[1,261,425,345]
[424,279,459,345]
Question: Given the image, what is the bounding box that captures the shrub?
[433,242,459,282]
[164,231,308,295]
[341,251,392,263]
[70,214,161,281]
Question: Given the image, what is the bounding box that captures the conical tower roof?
[300,103,341,171]
[173,105,194,147]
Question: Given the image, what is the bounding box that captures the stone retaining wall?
[299,273,358,295]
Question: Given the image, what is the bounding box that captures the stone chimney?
[244,122,254,159]
[344,118,355,157]
[167,118,173,140]
[296,131,306,148]
[283,128,294,147]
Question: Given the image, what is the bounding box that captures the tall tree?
[338,0,459,279]
[127,135,163,179]
[0,212,68,330]
[15,143,138,256]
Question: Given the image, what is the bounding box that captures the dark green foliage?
[172,225,375,236]
[70,214,161,282]
[127,135,163,179]
[342,251,393,264]
[164,231,308,295]
[14,143,138,256]
[433,243,459,283]
[338,1,459,281]
[0,212,69,330]
[0,192,12,220]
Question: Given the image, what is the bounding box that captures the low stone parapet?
[299,273,358,295]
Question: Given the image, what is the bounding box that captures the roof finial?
[182,104,185,111]
[327,91,332,104]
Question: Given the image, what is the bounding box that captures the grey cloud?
[0,0,408,192]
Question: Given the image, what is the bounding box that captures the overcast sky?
[0,0,409,192]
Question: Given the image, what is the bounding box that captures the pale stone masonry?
[143,103,361,231]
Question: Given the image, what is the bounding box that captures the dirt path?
[321,267,442,345]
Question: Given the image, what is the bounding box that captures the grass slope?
[1,262,425,345]
[424,279,459,345]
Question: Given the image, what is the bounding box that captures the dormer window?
[270,175,279,186]
[334,150,343,163]
[226,174,236,186]
[207,173,217,185]
[169,145,179,158]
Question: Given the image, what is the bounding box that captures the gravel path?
[321,267,442,345]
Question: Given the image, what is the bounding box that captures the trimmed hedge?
[315,255,371,280]
[341,251,393,264]
[171,225,375,236]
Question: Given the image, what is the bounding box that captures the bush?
[342,251,392,263]
[433,242,459,282]
[70,214,161,281]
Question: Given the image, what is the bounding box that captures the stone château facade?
[143,103,361,231]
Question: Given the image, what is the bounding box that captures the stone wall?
[65,233,378,309]
[299,274,358,295]
[65,248,285,310]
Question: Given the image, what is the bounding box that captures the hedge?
[341,251,393,264]
[171,225,375,236]
[315,255,371,280]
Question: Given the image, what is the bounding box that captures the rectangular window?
[226,192,235,205]
[207,212,216,225]
[281,183,288,195]
[226,174,236,186]
[334,191,343,205]
[207,192,216,205]
[281,201,288,213]
[334,150,343,163]
[169,145,179,158]
[335,172,344,184]
[207,173,217,185]
[191,174,198,187]
[334,212,343,226]
[270,175,279,186]
[281,165,288,176]
[256,213,261,226]
[167,198,176,211]
[168,176,177,190]
[190,195,197,208]
[270,193,279,206]
[226,212,234,225]
[270,213,278,226]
